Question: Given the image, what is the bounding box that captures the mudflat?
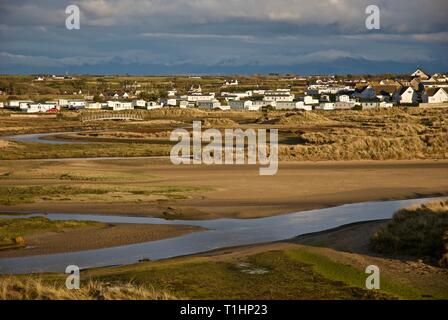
[0,159,447,219]
[0,223,204,258]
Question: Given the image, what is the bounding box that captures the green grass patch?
[285,248,438,300]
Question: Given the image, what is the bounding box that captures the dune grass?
[370,200,448,267]
[0,277,177,300]
[1,108,447,161]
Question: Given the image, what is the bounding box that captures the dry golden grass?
[0,140,10,149]
[1,107,447,161]
[202,117,238,127]
[275,112,337,125]
[0,277,178,300]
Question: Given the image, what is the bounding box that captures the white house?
[178,100,189,109]
[337,95,351,102]
[0,102,4,108]
[252,100,270,109]
[356,86,377,100]
[132,99,147,108]
[361,102,381,110]
[263,91,294,103]
[422,88,448,104]
[361,101,392,109]
[303,95,319,105]
[224,80,239,86]
[229,100,250,110]
[58,99,69,107]
[106,101,133,111]
[197,100,221,110]
[146,101,163,110]
[21,103,58,113]
[7,100,33,108]
[67,100,86,109]
[394,87,418,105]
[85,102,102,110]
[161,98,178,107]
[412,68,430,80]
[228,100,261,111]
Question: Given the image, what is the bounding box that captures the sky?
[0,0,447,75]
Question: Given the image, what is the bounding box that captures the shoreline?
[0,223,205,259]
[1,191,447,220]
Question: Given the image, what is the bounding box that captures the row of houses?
[353,84,448,105]
[162,69,447,111]
[5,86,447,113]
[2,99,163,113]
[3,69,447,113]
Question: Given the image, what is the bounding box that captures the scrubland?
[371,200,448,267]
[0,107,446,161]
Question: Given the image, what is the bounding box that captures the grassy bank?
[0,247,393,300]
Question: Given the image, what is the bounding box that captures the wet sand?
[0,223,204,258]
[1,159,447,219]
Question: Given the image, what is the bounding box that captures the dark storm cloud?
[0,0,447,74]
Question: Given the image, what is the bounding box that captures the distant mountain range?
[1,57,446,76]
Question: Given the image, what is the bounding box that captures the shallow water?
[0,197,444,274]
[2,132,89,145]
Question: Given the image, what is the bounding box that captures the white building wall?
[85,102,102,109]
[400,88,417,104]
[304,96,319,105]
[424,89,448,103]
[106,101,133,111]
[146,101,162,110]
